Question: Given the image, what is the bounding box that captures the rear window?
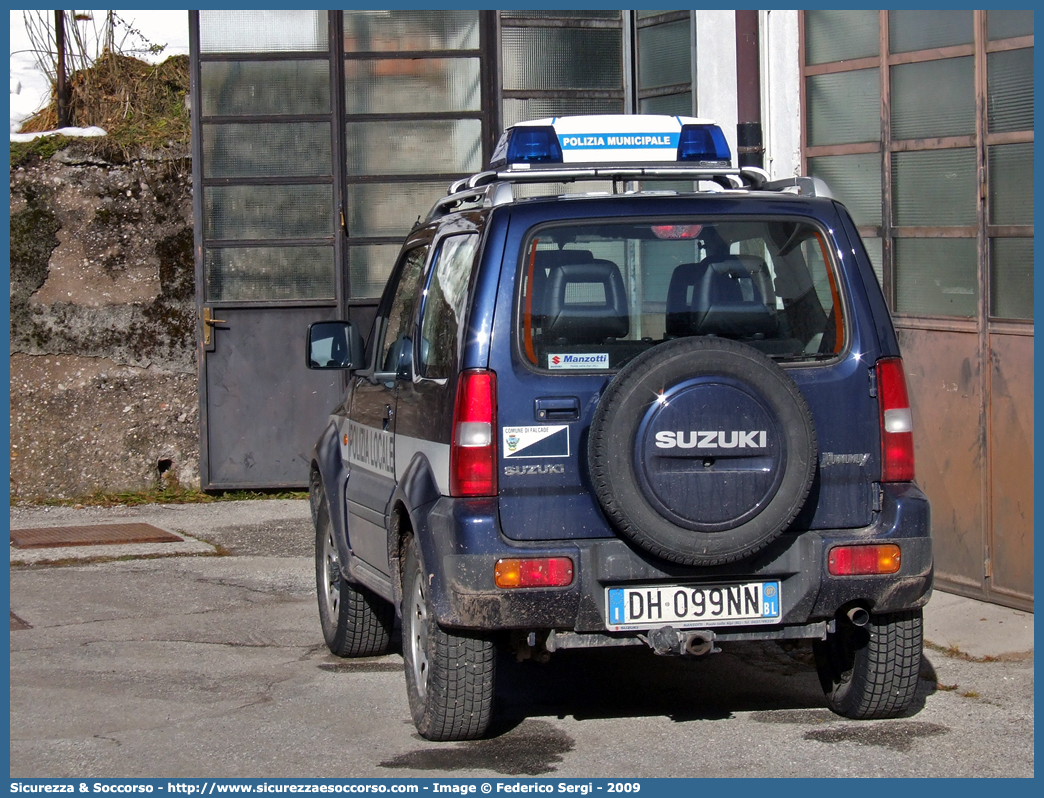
[518,218,846,371]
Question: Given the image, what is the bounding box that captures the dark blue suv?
[306,116,933,741]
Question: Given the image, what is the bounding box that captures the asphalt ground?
[7,499,1035,778]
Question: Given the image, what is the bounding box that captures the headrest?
[666,256,778,338]
[542,260,629,343]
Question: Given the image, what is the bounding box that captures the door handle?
[202,307,227,347]
[383,404,394,431]
[535,396,580,421]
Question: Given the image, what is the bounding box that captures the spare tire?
[588,337,816,566]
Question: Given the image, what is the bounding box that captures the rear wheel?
[813,609,923,719]
[314,482,394,657]
[402,537,495,741]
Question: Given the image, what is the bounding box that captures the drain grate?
[10,523,184,549]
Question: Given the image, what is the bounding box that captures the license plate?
[605,580,781,631]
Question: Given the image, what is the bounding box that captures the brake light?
[876,357,915,482]
[494,558,574,588]
[450,369,498,497]
[828,544,901,576]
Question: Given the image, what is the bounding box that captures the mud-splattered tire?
[314,482,394,657]
[402,537,495,741]
[813,609,923,719]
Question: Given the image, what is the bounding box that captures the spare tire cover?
[588,337,817,566]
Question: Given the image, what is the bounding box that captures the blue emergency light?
[677,124,732,165]
[502,126,563,166]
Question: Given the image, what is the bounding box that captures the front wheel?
[402,537,495,741]
[314,483,394,657]
[813,609,923,719]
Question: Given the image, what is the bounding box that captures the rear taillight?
[828,544,901,575]
[450,369,498,497]
[876,357,915,482]
[494,557,574,588]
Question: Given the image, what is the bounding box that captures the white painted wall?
[760,10,802,179]
[694,10,738,163]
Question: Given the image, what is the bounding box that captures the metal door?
[200,305,342,488]
[191,12,345,488]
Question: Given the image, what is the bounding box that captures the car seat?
[542,260,629,344]
[666,255,778,339]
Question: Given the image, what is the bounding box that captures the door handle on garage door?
[202,307,227,347]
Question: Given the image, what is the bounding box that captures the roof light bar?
[489,115,733,170]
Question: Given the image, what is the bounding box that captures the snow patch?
[11,126,108,143]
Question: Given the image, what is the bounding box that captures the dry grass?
[18,51,189,152]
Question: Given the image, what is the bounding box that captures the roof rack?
[425,166,832,223]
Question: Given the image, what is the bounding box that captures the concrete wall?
[9,143,199,500]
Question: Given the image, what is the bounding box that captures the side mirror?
[307,321,364,370]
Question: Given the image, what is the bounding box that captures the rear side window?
[418,234,480,379]
[518,218,845,371]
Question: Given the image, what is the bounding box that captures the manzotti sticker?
[548,353,609,370]
[503,425,570,458]
[654,430,768,449]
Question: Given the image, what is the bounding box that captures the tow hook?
[645,626,720,656]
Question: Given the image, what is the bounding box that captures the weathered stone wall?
[9,144,199,500]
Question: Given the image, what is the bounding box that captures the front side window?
[376,245,429,373]
[518,219,845,371]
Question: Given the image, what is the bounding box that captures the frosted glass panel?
[989,144,1034,226]
[988,49,1034,133]
[805,11,879,65]
[345,58,481,114]
[345,120,482,176]
[343,10,479,51]
[503,27,622,91]
[638,20,691,90]
[640,93,692,116]
[349,244,401,299]
[990,238,1034,320]
[346,182,450,238]
[988,10,1034,40]
[501,11,620,19]
[200,11,328,53]
[808,153,882,227]
[891,58,974,140]
[862,235,884,286]
[806,70,880,146]
[503,98,623,128]
[203,123,331,178]
[889,11,972,53]
[201,61,330,117]
[892,149,976,227]
[205,185,333,240]
[895,238,977,317]
[205,246,335,301]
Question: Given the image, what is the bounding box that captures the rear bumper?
[417,483,932,636]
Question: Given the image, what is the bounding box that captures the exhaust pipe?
[846,606,870,627]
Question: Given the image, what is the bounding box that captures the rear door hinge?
[868,365,878,398]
